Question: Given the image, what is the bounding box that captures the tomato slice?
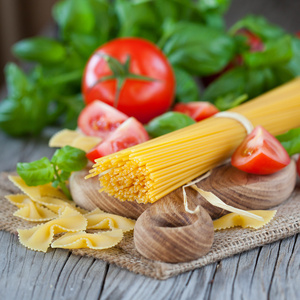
[231,126,290,175]
[78,100,128,139]
[86,117,149,162]
[173,102,219,122]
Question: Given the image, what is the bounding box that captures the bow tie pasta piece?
[6,194,57,221]
[49,129,102,152]
[8,176,87,214]
[17,206,87,252]
[85,208,136,232]
[51,230,123,250]
[213,210,277,230]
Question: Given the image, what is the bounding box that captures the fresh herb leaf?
[243,35,293,68]
[16,146,87,199]
[145,111,195,138]
[13,37,67,65]
[230,15,286,41]
[5,63,29,99]
[276,128,300,156]
[162,22,236,76]
[173,67,200,103]
[51,145,87,172]
[17,157,54,186]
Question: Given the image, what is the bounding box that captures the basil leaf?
[230,15,286,41]
[287,37,300,76]
[115,0,158,40]
[276,128,300,156]
[5,63,29,100]
[0,96,48,136]
[173,67,200,103]
[17,157,54,186]
[197,0,231,15]
[52,146,87,172]
[13,37,67,65]
[53,0,95,36]
[203,66,294,109]
[243,36,293,68]
[145,112,195,138]
[162,22,236,76]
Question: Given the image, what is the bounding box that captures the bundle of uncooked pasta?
[87,78,300,204]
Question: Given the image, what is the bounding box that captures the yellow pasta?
[85,208,136,232]
[18,206,87,252]
[9,176,87,214]
[49,129,102,152]
[88,78,300,204]
[51,230,123,250]
[6,194,57,221]
[213,210,277,230]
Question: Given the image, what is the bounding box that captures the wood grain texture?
[190,160,297,219]
[134,196,214,263]
[70,168,151,219]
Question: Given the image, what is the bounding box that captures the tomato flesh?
[173,102,219,122]
[82,37,175,124]
[86,117,149,162]
[231,126,290,175]
[78,100,128,139]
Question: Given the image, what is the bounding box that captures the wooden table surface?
[1,1,300,299]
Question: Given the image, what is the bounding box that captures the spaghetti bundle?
[88,78,300,204]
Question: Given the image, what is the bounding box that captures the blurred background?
[0,0,299,86]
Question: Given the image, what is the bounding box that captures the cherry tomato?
[82,37,175,124]
[297,156,300,177]
[86,117,149,162]
[173,102,219,122]
[78,100,128,139]
[231,126,290,175]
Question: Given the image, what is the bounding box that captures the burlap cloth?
[1,172,300,280]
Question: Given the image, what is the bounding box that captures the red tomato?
[173,102,219,122]
[297,156,300,176]
[78,100,128,139]
[82,37,175,124]
[231,126,290,175]
[86,117,149,162]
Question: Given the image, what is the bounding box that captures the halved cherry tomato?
[86,117,149,162]
[173,102,219,122]
[297,156,300,177]
[78,100,128,139]
[231,126,290,175]
[82,37,175,124]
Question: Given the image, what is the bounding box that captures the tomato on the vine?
[231,126,290,175]
[82,37,175,124]
[173,102,219,122]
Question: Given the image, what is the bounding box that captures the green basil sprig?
[145,112,195,138]
[276,128,300,156]
[17,146,87,199]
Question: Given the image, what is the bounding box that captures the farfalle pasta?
[18,206,87,252]
[49,129,102,152]
[51,230,123,250]
[213,210,277,230]
[85,208,135,232]
[9,176,87,214]
[5,194,57,221]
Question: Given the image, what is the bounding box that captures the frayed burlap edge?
[1,172,300,280]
